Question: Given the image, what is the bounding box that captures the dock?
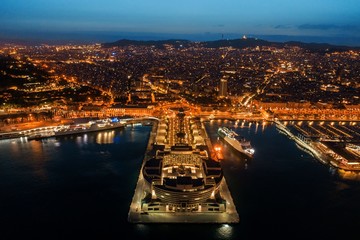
[275,120,360,173]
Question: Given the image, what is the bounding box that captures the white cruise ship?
[217,127,255,158]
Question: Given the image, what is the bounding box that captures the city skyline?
[1,0,360,46]
[1,1,360,239]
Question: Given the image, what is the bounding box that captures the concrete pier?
[128,118,239,223]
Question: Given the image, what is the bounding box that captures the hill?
[102,38,359,52]
[102,39,192,49]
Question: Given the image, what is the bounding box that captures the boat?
[0,132,25,140]
[217,127,255,158]
[26,119,125,141]
[27,134,43,141]
[26,130,57,141]
[53,120,125,137]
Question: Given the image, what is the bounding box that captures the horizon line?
[0,32,359,47]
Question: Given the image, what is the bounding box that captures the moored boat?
[217,127,255,158]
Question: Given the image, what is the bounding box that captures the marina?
[275,120,360,173]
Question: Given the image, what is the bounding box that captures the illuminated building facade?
[140,109,226,213]
[219,77,228,98]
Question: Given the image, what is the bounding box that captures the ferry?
[217,127,255,158]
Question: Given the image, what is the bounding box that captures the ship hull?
[217,127,254,159]
[54,122,124,137]
[27,122,125,140]
[220,136,254,159]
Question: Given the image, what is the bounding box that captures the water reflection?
[134,224,150,237]
[262,121,267,132]
[215,224,234,239]
[96,131,115,144]
[336,169,360,181]
[22,140,49,180]
[76,135,84,146]
[127,126,139,142]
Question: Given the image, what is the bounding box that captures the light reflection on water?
[134,224,150,236]
[337,169,360,181]
[215,224,234,239]
[96,131,115,144]
[1,122,360,239]
[7,138,51,181]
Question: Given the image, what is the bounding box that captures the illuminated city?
[1,37,359,227]
[1,1,360,239]
[1,40,359,165]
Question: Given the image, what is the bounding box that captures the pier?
[0,117,157,141]
[128,110,239,223]
[275,120,360,173]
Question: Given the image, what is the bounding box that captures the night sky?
[1,0,360,45]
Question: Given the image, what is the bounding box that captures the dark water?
[1,122,359,240]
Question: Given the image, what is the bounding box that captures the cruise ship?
[217,127,255,158]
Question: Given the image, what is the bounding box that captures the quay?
[0,117,155,141]
[274,120,360,174]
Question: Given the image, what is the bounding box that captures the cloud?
[274,25,292,29]
[298,24,359,31]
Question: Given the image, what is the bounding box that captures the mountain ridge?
[102,37,360,52]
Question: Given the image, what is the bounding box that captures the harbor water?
[0,121,359,240]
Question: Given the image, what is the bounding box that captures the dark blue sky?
[1,0,360,45]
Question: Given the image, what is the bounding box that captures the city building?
[140,109,226,213]
[141,144,226,213]
[218,76,228,98]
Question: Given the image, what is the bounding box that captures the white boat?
[217,127,255,158]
